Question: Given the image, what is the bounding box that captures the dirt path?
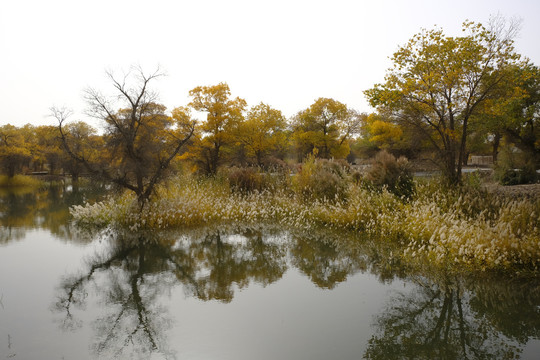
[483,183,540,199]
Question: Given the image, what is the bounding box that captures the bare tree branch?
[51,67,193,207]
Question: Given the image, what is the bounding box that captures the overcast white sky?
[1,0,539,129]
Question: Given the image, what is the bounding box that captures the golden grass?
[70,176,540,272]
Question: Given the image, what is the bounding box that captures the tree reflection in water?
[51,225,540,359]
[185,228,287,302]
[468,274,540,345]
[0,183,107,243]
[290,233,368,289]
[54,235,171,358]
[364,272,540,359]
[53,227,288,358]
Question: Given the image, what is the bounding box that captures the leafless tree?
[52,66,195,208]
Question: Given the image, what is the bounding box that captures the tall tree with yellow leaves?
[188,83,246,174]
[365,18,522,184]
[292,98,361,160]
[236,103,288,167]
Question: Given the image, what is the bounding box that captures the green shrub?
[495,146,538,185]
[462,171,483,190]
[500,169,520,185]
[365,150,415,199]
[498,166,537,186]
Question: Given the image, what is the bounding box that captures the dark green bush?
[495,147,538,185]
[499,167,537,185]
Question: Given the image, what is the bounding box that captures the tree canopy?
[0,124,32,178]
[365,18,522,184]
[502,63,540,164]
[292,97,361,160]
[53,67,195,207]
[187,83,247,174]
[236,102,288,167]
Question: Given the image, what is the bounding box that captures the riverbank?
[0,174,43,187]
[69,175,540,274]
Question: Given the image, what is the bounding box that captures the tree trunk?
[256,150,263,168]
[7,164,16,178]
[443,142,460,185]
[210,143,220,175]
[492,132,501,163]
[456,118,468,185]
[444,162,459,185]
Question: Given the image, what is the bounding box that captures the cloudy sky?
[1,0,539,129]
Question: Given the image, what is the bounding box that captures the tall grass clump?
[307,185,404,239]
[70,173,403,244]
[72,176,306,230]
[365,150,415,199]
[400,181,540,272]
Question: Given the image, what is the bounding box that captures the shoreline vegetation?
[69,162,540,275]
[0,174,43,188]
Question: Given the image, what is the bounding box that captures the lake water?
[1,185,539,359]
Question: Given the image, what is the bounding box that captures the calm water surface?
[0,185,539,359]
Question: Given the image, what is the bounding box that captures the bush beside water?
[71,169,540,273]
[0,175,43,187]
[292,155,349,202]
[365,150,415,199]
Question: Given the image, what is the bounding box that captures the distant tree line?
[3,92,363,174]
